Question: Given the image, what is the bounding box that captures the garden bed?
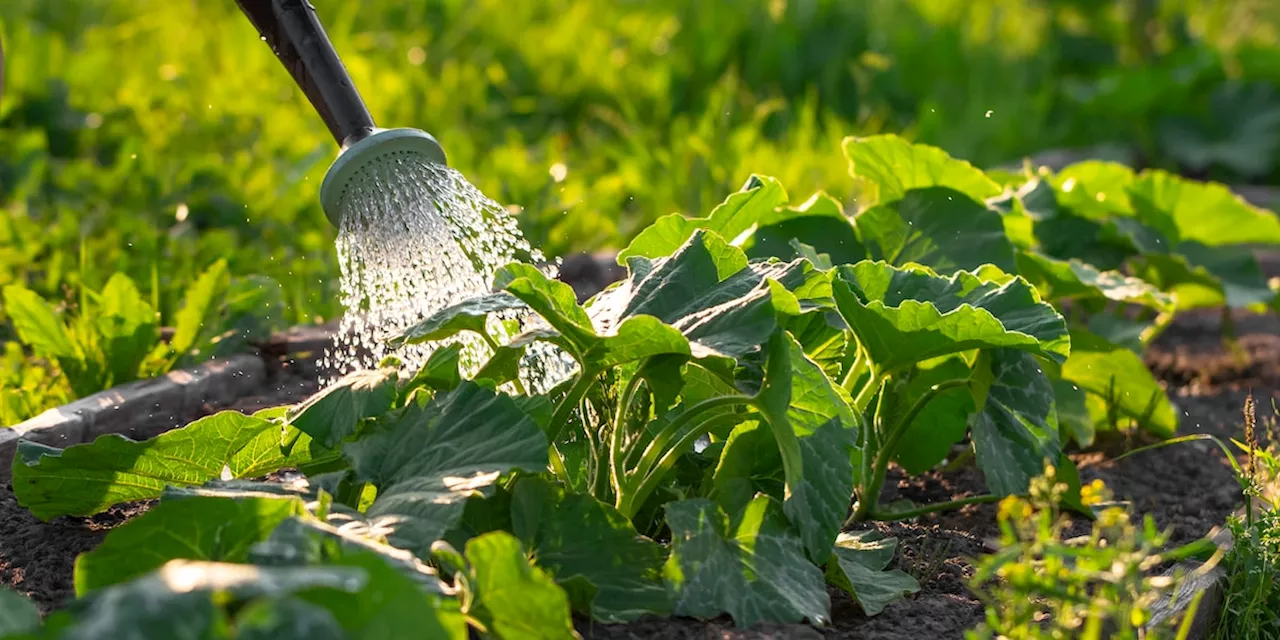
[1,260,1273,639]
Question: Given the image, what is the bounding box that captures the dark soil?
[1,259,1275,638]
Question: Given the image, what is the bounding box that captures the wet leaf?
[463,532,577,640]
[663,497,830,627]
[388,293,525,348]
[13,411,330,520]
[344,382,547,557]
[287,367,399,448]
[510,477,670,622]
[619,175,788,261]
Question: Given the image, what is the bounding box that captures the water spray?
[236,0,569,389]
[235,0,448,228]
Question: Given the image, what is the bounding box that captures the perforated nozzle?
[319,128,449,228]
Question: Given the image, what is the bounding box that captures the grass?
[1,0,1278,421]
[1210,396,1280,639]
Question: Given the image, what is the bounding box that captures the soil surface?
[1,258,1275,639]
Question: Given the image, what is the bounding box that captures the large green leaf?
[0,588,39,637]
[1128,170,1280,247]
[613,231,806,360]
[13,411,330,520]
[855,186,1017,273]
[286,367,399,448]
[509,477,670,622]
[832,261,1071,374]
[388,293,526,348]
[56,560,366,640]
[344,382,547,557]
[496,263,689,366]
[1139,243,1276,311]
[1015,251,1173,311]
[751,332,858,562]
[663,497,830,627]
[233,597,346,640]
[1058,328,1177,438]
[1051,161,1136,220]
[842,135,1001,208]
[824,530,920,616]
[252,518,467,640]
[882,353,976,474]
[712,421,785,516]
[74,493,306,595]
[743,191,867,266]
[618,175,788,261]
[463,532,577,640]
[969,349,1065,496]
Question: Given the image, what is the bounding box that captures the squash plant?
[8,135,1280,636]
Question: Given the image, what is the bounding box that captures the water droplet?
[985,110,993,118]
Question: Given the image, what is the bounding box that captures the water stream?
[319,154,573,392]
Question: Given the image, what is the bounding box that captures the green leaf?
[388,293,525,348]
[883,354,976,474]
[464,532,577,640]
[0,588,40,636]
[1176,242,1274,309]
[1059,328,1177,438]
[403,344,463,395]
[1158,81,1280,179]
[663,497,830,627]
[233,597,346,640]
[2,285,76,358]
[252,519,467,640]
[95,273,158,385]
[824,531,920,616]
[619,174,788,262]
[842,135,1001,208]
[970,349,1066,496]
[13,411,329,519]
[855,187,1017,273]
[509,477,670,622]
[752,332,858,561]
[744,191,867,266]
[1051,161,1136,220]
[170,259,231,357]
[58,560,366,640]
[286,367,399,448]
[1129,170,1280,247]
[1015,251,1173,311]
[612,230,805,360]
[832,261,1071,374]
[712,421,785,516]
[1053,377,1094,447]
[344,382,547,557]
[74,494,306,595]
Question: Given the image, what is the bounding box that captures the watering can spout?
[235,0,376,148]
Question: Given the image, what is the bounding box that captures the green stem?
[840,343,867,393]
[544,370,599,485]
[852,378,970,522]
[609,371,647,500]
[867,494,1001,521]
[616,394,752,515]
[852,368,886,414]
[620,413,747,518]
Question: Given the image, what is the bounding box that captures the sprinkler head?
[319,128,448,228]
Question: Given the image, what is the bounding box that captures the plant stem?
[545,370,598,484]
[616,394,752,515]
[609,371,647,499]
[851,378,970,522]
[620,413,747,518]
[868,494,1001,521]
[852,367,886,413]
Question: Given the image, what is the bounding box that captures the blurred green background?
[1,0,1278,419]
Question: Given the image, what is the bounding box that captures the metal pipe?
[234,0,375,147]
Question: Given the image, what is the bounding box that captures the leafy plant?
[967,465,1207,640]
[8,134,1279,634]
[1,260,283,424]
